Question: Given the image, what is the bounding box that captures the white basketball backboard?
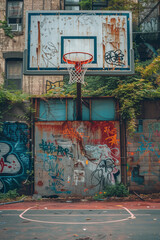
[24,11,134,75]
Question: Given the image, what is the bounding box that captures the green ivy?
[0,19,14,38]
[79,0,92,9]
[0,85,32,130]
[47,55,160,134]
[0,189,19,200]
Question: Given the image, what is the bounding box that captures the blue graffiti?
[38,139,72,194]
[0,123,31,193]
[39,139,73,157]
[48,179,71,194]
[131,165,144,185]
[137,135,160,159]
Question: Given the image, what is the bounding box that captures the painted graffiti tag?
[85,144,119,163]
[42,42,58,67]
[85,144,120,190]
[127,157,144,185]
[91,158,120,191]
[39,139,73,157]
[63,127,89,141]
[127,120,160,187]
[105,49,124,66]
[104,125,119,147]
[148,122,160,137]
[2,122,28,148]
[141,18,158,33]
[38,139,72,194]
[0,123,30,193]
[35,121,121,195]
[46,80,63,93]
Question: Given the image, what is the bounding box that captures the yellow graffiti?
[104,125,119,146]
[105,134,119,146]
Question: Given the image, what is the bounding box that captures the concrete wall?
[34,121,121,196]
[0,0,63,95]
[127,120,160,193]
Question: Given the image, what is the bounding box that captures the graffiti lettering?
[141,18,158,33]
[0,123,30,193]
[85,144,120,190]
[46,80,63,93]
[105,49,124,66]
[36,122,121,195]
[104,125,119,146]
[49,179,71,194]
[91,158,120,190]
[38,138,72,194]
[63,127,89,141]
[0,142,21,175]
[2,122,28,147]
[39,139,73,157]
[137,135,160,158]
[85,144,119,163]
[42,42,58,67]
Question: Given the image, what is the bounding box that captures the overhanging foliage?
[46,55,160,134]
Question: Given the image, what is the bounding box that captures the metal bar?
[116,99,120,120]
[66,98,68,120]
[76,82,82,120]
[34,98,38,121]
[120,119,127,186]
[89,99,92,121]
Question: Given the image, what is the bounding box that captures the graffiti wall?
[127,120,160,192]
[35,121,121,196]
[0,122,31,193]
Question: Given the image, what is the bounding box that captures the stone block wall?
[127,119,160,193]
[0,0,63,95]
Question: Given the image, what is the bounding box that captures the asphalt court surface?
[0,206,160,240]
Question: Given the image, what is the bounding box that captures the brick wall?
[127,119,160,193]
[0,0,63,95]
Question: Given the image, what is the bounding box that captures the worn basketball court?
[0,200,160,240]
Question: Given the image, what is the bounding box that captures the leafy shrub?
[93,183,129,200]
[104,183,129,197]
[0,189,19,200]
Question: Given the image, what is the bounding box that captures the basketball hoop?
[63,52,93,84]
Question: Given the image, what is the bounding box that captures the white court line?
[19,206,136,225]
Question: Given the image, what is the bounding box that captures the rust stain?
[37,21,41,70]
[103,44,105,69]
[37,180,43,186]
[110,17,120,50]
[122,18,125,28]
[105,17,108,24]
[32,56,34,66]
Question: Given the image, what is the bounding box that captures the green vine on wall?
[0,85,34,131]
[0,19,14,38]
[45,55,160,135]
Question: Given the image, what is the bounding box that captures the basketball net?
[67,62,87,84]
[63,52,93,85]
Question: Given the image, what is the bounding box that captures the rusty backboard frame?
[24,10,134,76]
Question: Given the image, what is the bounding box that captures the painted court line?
[19,205,136,225]
[3,213,150,217]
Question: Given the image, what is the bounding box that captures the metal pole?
[76,82,82,120]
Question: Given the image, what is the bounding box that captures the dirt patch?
[0,192,160,204]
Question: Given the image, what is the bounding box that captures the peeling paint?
[35,121,121,196]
